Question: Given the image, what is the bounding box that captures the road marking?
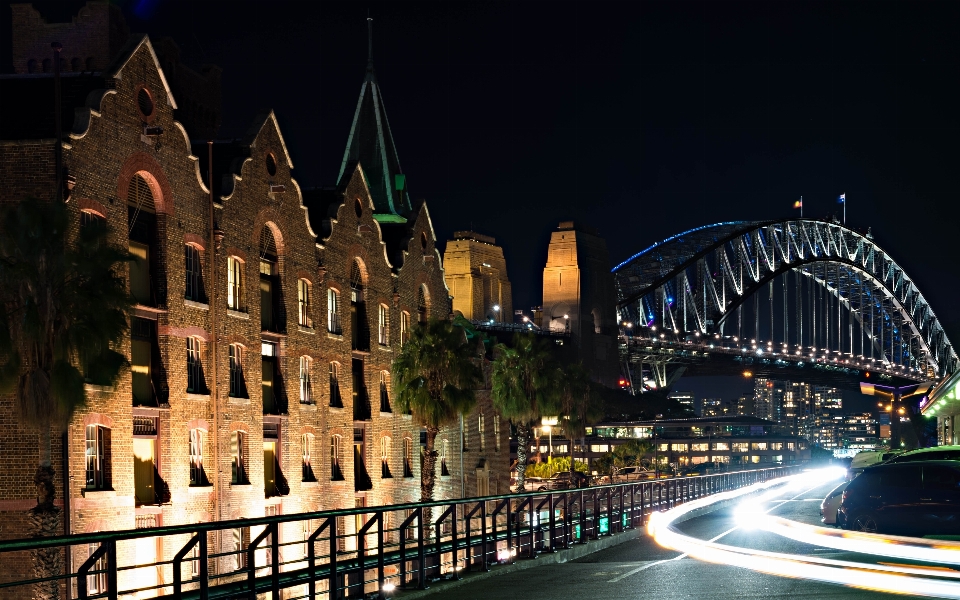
[606,560,667,582]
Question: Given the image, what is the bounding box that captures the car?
[883,445,960,465]
[837,460,960,535]
[612,466,656,482]
[820,481,850,526]
[846,450,902,480]
[543,470,591,490]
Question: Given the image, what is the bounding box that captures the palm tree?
[0,198,130,600]
[393,318,482,510]
[558,363,603,483]
[491,333,560,493]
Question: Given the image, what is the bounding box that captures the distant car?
[883,445,960,465]
[543,471,591,490]
[838,460,960,535]
[820,481,849,526]
[612,466,656,482]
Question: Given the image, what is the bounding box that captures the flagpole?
[844,195,846,225]
[801,195,803,218]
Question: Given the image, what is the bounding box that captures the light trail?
[647,469,960,599]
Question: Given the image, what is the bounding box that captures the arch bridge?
[613,219,957,392]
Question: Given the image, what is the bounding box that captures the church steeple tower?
[338,16,411,218]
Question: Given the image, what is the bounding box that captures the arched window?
[85,424,111,490]
[403,437,413,477]
[189,428,207,486]
[327,288,341,334]
[329,362,342,408]
[298,279,312,327]
[299,356,313,405]
[259,226,283,332]
[128,173,158,306]
[330,434,344,480]
[379,371,391,413]
[231,430,248,484]
[227,256,244,310]
[185,244,205,302]
[417,285,429,325]
[186,337,205,393]
[378,303,389,346]
[350,260,369,351]
[302,433,316,482]
[229,344,246,398]
[439,439,449,476]
[380,436,392,478]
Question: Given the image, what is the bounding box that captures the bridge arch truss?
[613,219,957,386]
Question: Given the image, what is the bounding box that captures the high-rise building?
[668,391,697,415]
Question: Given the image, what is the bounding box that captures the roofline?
[106,34,177,110]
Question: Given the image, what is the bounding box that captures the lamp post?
[492,304,500,324]
[542,416,558,460]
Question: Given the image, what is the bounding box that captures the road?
[418,479,936,600]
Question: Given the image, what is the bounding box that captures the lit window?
[327,288,341,334]
[403,437,413,477]
[185,245,205,302]
[299,356,312,405]
[85,425,110,490]
[227,256,244,310]
[400,311,410,347]
[302,434,316,482]
[439,439,449,476]
[233,527,249,570]
[298,279,311,327]
[712,442,730,451]
[187,337,204,393]
[478,412,485,452]
[494,416,501,452]
[380,436,392,478]
[189,428,207,486]
[87,544,107,594]
[229,344,246,398]
[378,303,389,345]
[231,431,247,484]
[331,434,344,480]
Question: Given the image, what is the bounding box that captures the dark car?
[837,460,960,536]
[544,471,591,490]
[882,445,960,465]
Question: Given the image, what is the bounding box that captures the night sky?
[6,1,958,408]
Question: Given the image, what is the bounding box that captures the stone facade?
[541,221,619,387]
[0,22,509,595]
[442,231,513,323]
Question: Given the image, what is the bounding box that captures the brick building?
[0,3,509,594]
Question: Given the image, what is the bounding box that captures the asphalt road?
[417,480,935,600]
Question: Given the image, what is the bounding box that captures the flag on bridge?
[837,193,845,203]
[793,199,802,209]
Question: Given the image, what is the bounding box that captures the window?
[335,516,346,553]
[131,317,155,405]
[440,439,449,476]
[331,435,344,480]
[298,279,312,327]
[185,245,205,302]
[87,544,108,594]
[417,286,428,324]
[751,442,768,451]
[229,344,246,398]
[263,424,284,497]
[262,343,282,414]
[299,356,312,405]
[712,442,730,451]
[403,437,413,477]
[327,288,341,334]
[400,311,410,347]
[691,443,709,452]
[302,434,316,482]
[379,371,391,413]
[732,442,749,453]
[656,443,668,452]
[380,436,392,478]
[787,442,796,451]
[133,415,159,505]
[187,337,205,393]
[231,431,248,484]
[350,261,368,351]
[329,362,343,408]
[494,416,501,452]
[378,304,389,345]
[227,256,244,310]
[770,442,784,451]
[80,210,105,234]
[478,412,485,452]
[233,527,249,570]
[671,443,688,452]
[189,428,207,486]
[85,425,110,490]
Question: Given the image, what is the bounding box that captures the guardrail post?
[417,507,426,589]
[547,493,556,552]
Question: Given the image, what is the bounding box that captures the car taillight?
[841,490,850,503]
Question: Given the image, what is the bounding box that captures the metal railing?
[0,466,798,600]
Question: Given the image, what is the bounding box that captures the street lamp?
[492,304,500,323]
[542,416,558,459]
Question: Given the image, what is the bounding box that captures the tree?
[0,198,130,599]
[491,333,560,493]
[557,363,603,480]
[393,318,482,511]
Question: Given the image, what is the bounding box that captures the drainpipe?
[62,429,71,600]
[459,414,465,498]
[208,141,223,549]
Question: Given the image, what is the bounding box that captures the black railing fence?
[0,466,798,600]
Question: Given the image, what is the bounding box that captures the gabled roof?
[242,110,293,168]
[337,19,411,218]
[105,34,177,109]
